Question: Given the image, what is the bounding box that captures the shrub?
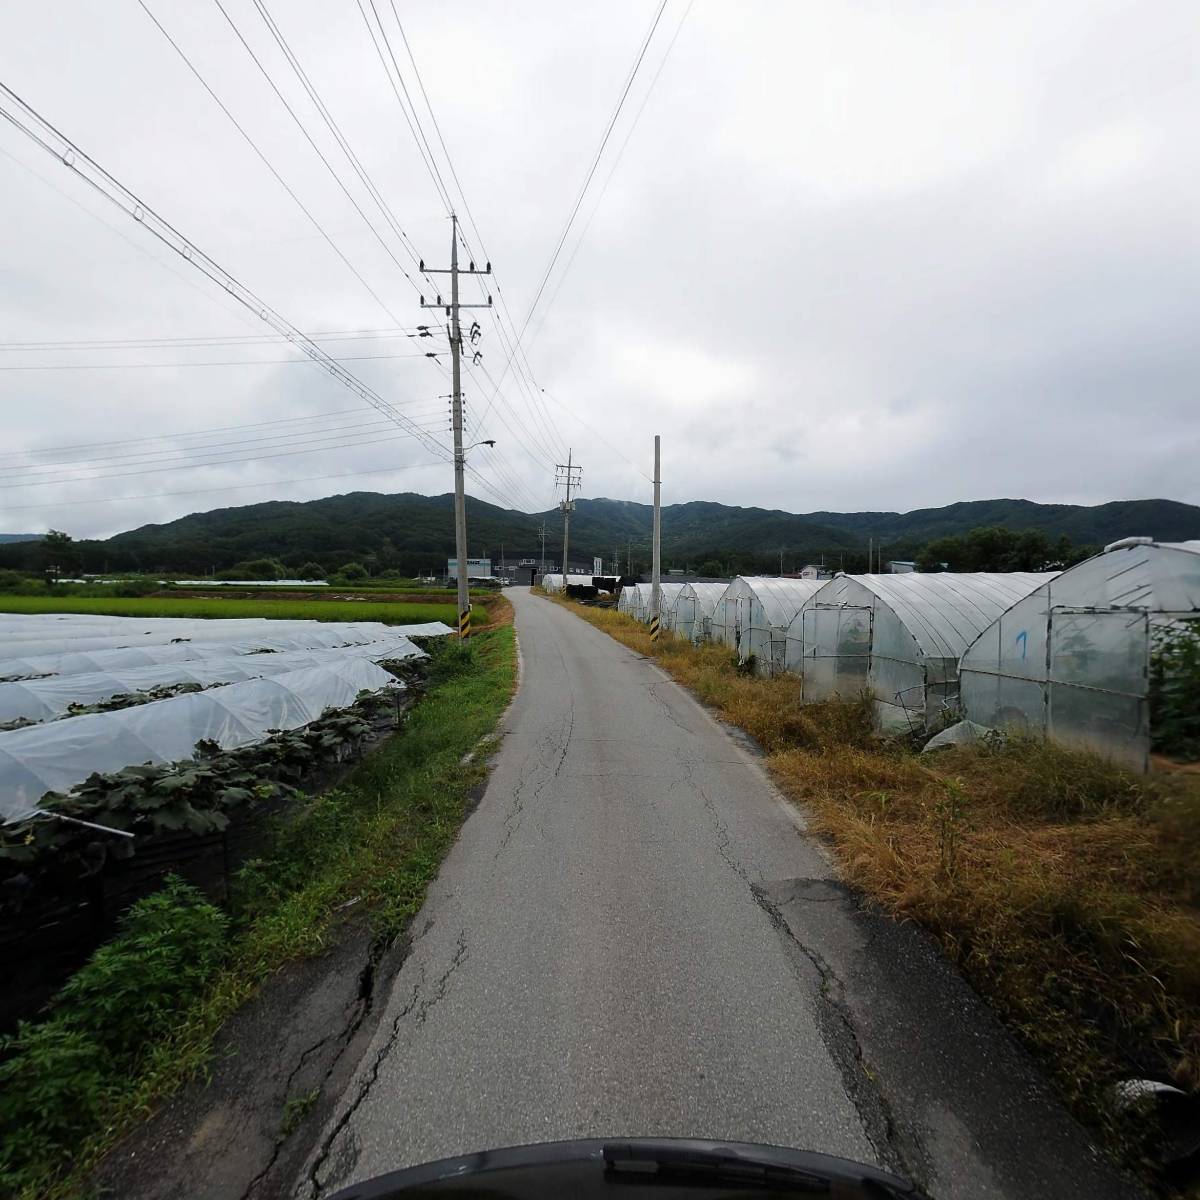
[1150,619,1200,762]
[297,561,326,581]
[0,877,227,1191]
[338,561,369,581]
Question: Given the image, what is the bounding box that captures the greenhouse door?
[1047,608,1150,771]
[801,605,871,702]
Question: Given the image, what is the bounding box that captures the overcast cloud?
[0,0,1196,539]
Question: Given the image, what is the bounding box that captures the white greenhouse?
[0,658,400,823]
[617,585,638,615]
[540,573,564,592]
[666,582,730,641]
[958,539,1200,771]
[711,578,826,671]
[788,572,1056,732]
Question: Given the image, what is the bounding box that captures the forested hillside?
[0,492,1195,577]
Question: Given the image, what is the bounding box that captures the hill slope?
[1,493,1195,576]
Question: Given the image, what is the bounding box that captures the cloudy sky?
[0,0,1196,539]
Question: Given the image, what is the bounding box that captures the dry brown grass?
[557,595,1200,1175]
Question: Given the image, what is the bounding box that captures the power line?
[246,0,433,285]
[0,351,446,370]
[515,1,667,349]
[139,0,407,326]
[0,427,447,491]
[210,0,427,298]
[474,1,668,431]
[0,79,456,477]
[0,457,446,510]
[527,0,694,352]
[355,0,452,213]
[385,7,569,462]
[0,405,379,462]
[0,416,429,476]
[0,326,441,351]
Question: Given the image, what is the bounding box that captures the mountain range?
[1,493,1197,577]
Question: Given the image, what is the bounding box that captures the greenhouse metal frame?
[711,577,826,670]
[789,571,1055,732]
[666,582,730,641]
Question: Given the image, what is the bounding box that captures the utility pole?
[420,214,491,639]
[555,449,582,593]
[539,521,547,578]
[650,435,662,641]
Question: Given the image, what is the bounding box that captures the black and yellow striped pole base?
[458,607,471,641]
[649,615,661,642]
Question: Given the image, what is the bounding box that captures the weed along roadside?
[550,594,1200,1188]
[0,620,516,1200]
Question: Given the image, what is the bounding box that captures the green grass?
[0,594,457,625]
[6,625,516,1199]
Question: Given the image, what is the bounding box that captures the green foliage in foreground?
[0,626,515,1199]
[0,878,229,1189]
[1151,619,1200,761]
[0,594,456,625]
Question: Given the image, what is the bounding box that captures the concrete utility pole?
[555,450,582,593]
[421,214,492,639]
[539,522,547,578]
[650,435,662,641]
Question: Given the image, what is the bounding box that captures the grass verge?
[1,621,515,1199]
[0,594,456,625]
[553,595,1200,1183]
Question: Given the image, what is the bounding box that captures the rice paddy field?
[0,594,457,625]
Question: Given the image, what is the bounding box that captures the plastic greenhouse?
[666,582,730,641]
[0,658,400,823]
[617,585,637,615]
[710,578,826,670]
[958,539,1200,771]
[789,572,1055,732]
[540,573,564,592]
[0,623,450,682]
[0,636,424,727]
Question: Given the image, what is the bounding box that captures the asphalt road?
[301,588,1143,1200]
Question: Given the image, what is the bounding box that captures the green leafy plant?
[0,877,227,1191]
[1150,619,1200,762]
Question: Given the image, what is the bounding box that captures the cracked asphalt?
[301,588,1144,1199]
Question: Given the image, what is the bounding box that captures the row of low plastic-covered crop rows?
[0,615,453,823]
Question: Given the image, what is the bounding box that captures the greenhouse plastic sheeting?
[959,540,1200,771]
[0,621,451,681]
[0,658,399,823]
[540,574,564,591]
[0,637,424,725]
[0,617,404,660]
[666,583,729,641]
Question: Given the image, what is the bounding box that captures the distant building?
[447,557,492,581]
[797,564,833,580]
[887,560,916,574]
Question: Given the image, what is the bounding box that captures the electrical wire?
[383,6,570,462]
[355,0,452,213]
[139,0,408,326]
[0,327,442,351]
[246,0,433,286]
[0,351,445,370]
[474,1,668,432]
[527,0,693,352]
[0,416,427,476]
[0,427,448,491]
[0,457,446,510]
[210,0,427,299]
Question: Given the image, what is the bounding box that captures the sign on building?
[447,558,492,580]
